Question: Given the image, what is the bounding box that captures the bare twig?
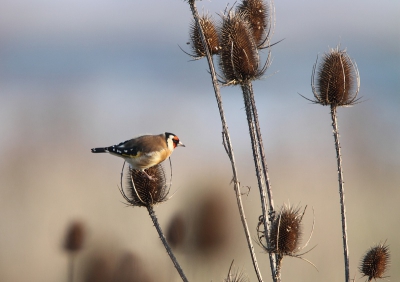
[331,106,350,282]
[68,255,74,282]
[242,82,278,282]
[147,206,189,282]
[247,85,275,217]
[186,1,264,281]
[119,162,188,282]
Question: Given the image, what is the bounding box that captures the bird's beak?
[178,141,185,147]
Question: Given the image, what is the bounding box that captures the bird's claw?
[142,170,157,181]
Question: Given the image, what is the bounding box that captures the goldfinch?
[91,132,185,179]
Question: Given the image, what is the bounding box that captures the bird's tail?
[91,147,108,153]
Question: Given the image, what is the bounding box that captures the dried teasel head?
[310,46,360,107]
[359,242,390,281]
[258,204,307,257]
[224,260,249,282]
[64,221,85,253]
[119,163,170,207]
[270,204,304,255]
[219,11,267,85]
[189,13,220,57]
[257,204,316,272]
[237,0,270,46]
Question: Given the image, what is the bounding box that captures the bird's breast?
[126,148,171,170]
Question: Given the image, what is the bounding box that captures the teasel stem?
[119,163,188,282]
[186,1,264,281]
[248,84,278,271]
[330,105,350,282]
[242,82,278,282]
[275,256,283,281]
[147,205,189,282]
[64,221,85,282]
[68,255,75,282]
[247,83,275,217]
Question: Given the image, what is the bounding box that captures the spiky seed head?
[190,14,220,57]
[312,46,360,107]
[123,164,170,207]
[224,262,249,282]
[167,214,186,249]
[269,205,303,255]
[64,221,85,253]
[359,242,390,281]
[237,0,269,45]
[219,11,261,84]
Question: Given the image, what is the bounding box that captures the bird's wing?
[110,135,166,157]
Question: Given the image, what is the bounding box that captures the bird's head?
[165,132,185,150]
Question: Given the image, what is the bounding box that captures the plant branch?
[242,82,278,282]
[147,205,189,282]
[247,84,275,216]
[330,106,350,282]
[68,254,74,282]
[186,1,264,281]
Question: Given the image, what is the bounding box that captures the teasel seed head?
[257,204,307,257]
[359,242,390,281]
[224,260,249,282]
[190,13,220,57]
[237,0,269,46]
[64,220,85,253]
[219,11,265,85]
[270,204,303,255]
[119,164,170,208]
[311,46,360,107]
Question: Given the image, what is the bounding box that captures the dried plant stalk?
[242,83,277,281]
[305,46,361,282]
[186,1,265,281]
[330,106,350,282]
[219,7,276,279]
[119,163,188,282]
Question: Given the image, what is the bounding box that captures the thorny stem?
[247,85,279,279]
[68,254,74,282]
[242,83,278,282]
[187,1,264,281]
[247,84,275,215]
[147,205,189,282]
[275,255,283,281]
[330,106,350,282]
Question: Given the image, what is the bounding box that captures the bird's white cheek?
[167,139,175,151]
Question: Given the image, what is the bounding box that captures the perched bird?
[91,132,185,179]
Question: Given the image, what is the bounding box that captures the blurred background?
[0,0,399,281]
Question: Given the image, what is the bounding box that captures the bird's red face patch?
[172,136,180,148]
